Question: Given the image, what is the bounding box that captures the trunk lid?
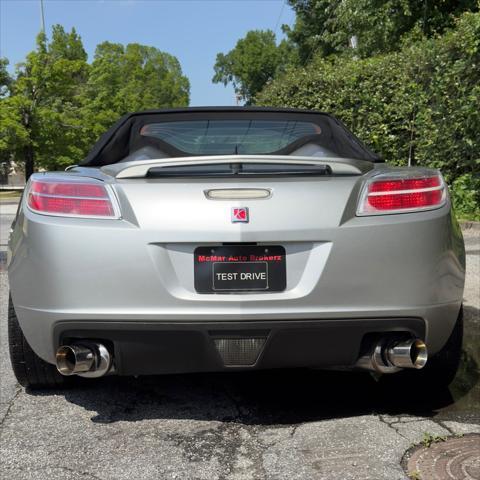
[109,160,367,242]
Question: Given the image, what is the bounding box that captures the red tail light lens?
[27,176,120,219]
[357,172,446,215]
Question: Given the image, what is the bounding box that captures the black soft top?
[80,107,381,166]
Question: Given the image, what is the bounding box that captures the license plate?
[194,245,286,293]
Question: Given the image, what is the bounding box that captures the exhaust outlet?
[356,338,428,373]
[56,342,112,378]
[387,339,428,370]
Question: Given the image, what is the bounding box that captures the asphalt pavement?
[0,201,478,480]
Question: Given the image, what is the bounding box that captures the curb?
[460,221,480,231]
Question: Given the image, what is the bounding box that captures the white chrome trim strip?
[367,185,443,196]
[30,192,110,201]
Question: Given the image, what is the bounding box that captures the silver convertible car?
[7,107,465,389]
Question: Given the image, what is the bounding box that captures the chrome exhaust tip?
[56,342,112,378]
[356,338,428,373]
[56,345,95,375]
[387,339,428,370]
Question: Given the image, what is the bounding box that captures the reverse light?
[27,175,121,219]
[357,171,446,216]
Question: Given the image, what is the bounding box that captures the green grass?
[407,471,422,480]
[420,432,446,448]
[0,190,22,199]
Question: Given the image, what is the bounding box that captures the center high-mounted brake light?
[27,175,121,219]
[357,171,446,216]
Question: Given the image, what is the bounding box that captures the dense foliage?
[213,1,478,101]
[0,25,190,175]
[212,30,293,103]
[286,0,478,61]
[256,11,480,219]
[81,42,189,149]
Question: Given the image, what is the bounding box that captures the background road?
[0,201,478,480]
[0,201,16,267]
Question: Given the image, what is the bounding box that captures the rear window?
[81,110,381,166]
[140,120,321,155]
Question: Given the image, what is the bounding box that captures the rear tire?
[418,305,464,387]
[8,295,70,389]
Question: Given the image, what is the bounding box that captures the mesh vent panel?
[214,338,266,366]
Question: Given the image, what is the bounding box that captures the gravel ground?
[0,205,478,480]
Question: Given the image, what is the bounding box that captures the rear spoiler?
[100,155,373,179]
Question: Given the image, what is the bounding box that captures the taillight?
[27,175,120,219]
[357,171,446,216]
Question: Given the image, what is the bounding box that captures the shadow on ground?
[29,307,479,427]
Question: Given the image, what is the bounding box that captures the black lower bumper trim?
[53,318,425,376]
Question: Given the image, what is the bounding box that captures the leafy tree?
[2,27,190,177]
[285,0,479,61]
[282,0,337,63]
[80,42,190,145]
[0,58,11,96]
[0,98,29,164]
[7,26,89,177]
[213,30,293,104]
[0,59,28,166]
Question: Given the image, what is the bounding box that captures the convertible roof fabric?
[80,107,381,166]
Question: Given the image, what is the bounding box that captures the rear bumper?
[54,318,426,375]
[13,301,461,371]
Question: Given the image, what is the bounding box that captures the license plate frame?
[194,245,286,293]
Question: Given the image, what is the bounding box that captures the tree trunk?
[24,145,35,181]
